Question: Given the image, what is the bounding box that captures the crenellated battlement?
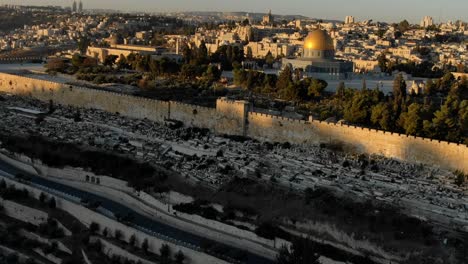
[248,112,309,124]
[170,101,215,111]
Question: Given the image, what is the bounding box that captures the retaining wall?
[0,151,280,260]
[0,198,48,226]
[0,176,230,264]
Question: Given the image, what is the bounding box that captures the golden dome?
[304,29,334,51]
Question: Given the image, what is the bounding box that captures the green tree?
[89,222,100,233]
[129,234,136,247]
[428,95,461,141]
[0,179,6,189]
[103,55,118,67]
[203,65,221,83]
[39,192,46,203]
[142,238,149,254]
[114,230,122,240]
[181,43,192,63]
[377,29,386,38]
[437,72,455,93]
[159,244,171,264]
[117,54,130,70]
[280,82,299,101]
[245,70,256,90]
[48,197,56,209]
[71,53,85,67]
[276,65,293,93]
[425,79,435,95]
[77,36,90,54]
[454,170,466,186]
[457,100,468,143]
[180,64,198,79]
[344,90,378,124]
[371,102,393,130]
[308,79,328,98]
[233,68,247,86]
[377,53,388,73]
[174,250,185,264]
[152,34,166,46]
[246,46,253,60]
[398,20,410,32]
[392,74,407,116]
[336,81,345,98]
[265,51,275,66]
[449,75,468,99]
[196,40,208,64]
[393,74,407,103]
[400,103,424,135]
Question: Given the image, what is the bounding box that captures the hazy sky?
[4,0,468,23]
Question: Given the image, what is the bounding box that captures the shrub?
[48,197,56,209]
[454,170,467,186]
[89,222,100,233]
[114,230,123,240]
[142,238,149,254]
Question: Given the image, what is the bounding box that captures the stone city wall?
[247,112,468,173]
[169,101,217,129]
[0,72,466,173]
[247,112,320,144]
[0,73,169,123]
[215,98,249,136]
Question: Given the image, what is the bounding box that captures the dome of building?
[302,29,335,61]
[304,29,334,51]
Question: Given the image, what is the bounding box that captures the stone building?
[421,16,434,28]
[282,29,354,80]
[345,16,355,24]
[262,10,274,26]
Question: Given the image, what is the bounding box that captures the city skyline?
[1,0,468,23]
[0,1,466,264]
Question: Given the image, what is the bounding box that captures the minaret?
[78,1,83,12]
[72,0,77,12]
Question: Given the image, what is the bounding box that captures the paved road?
[0,159,274,264]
